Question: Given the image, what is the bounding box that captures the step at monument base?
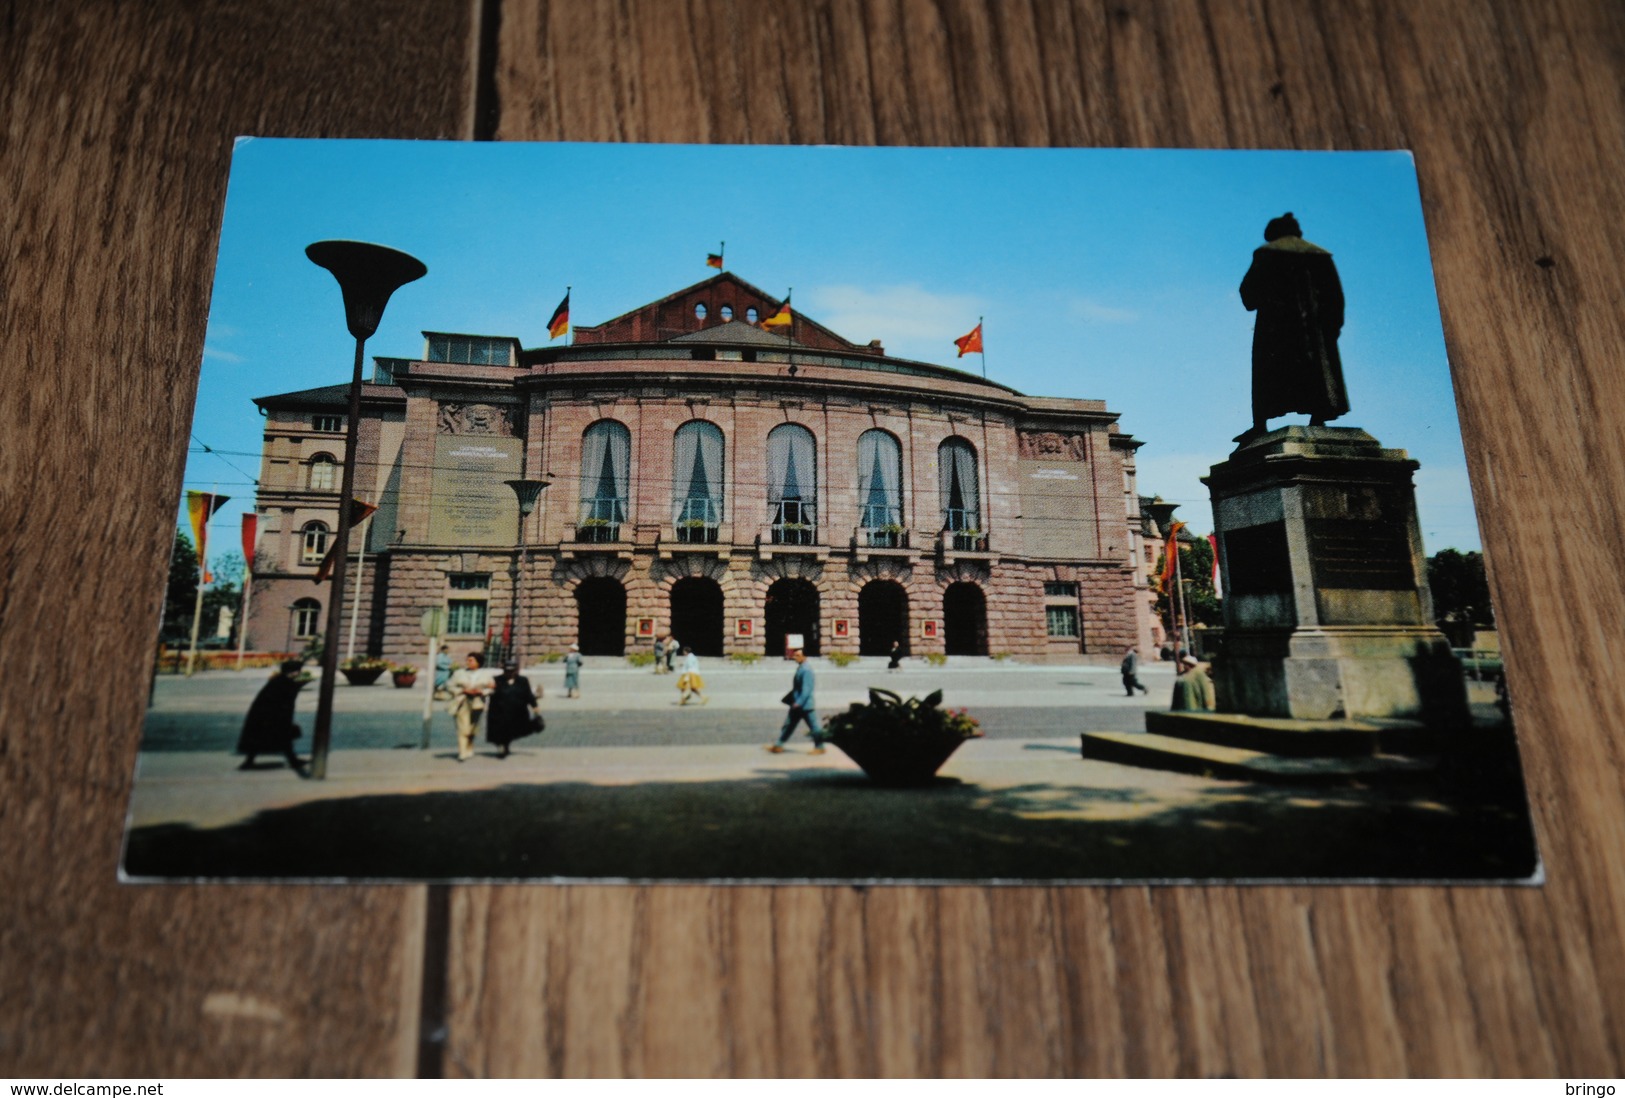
[1080,730,1437,786]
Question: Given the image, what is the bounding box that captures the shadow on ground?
[123,726,1537,882]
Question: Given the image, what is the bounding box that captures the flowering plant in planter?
[340,654,390,685]
[823,687,984,785]
[389,663,419,687]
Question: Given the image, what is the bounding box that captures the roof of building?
[252,382,404,410]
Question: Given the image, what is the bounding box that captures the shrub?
[341,655,391,672]
[924,652,948,667]
[540,652,564,663]
[826,651,858,667]
[991,652,1012,662]
[729,652,761,665]
[389,663,419,675]
[626,652,656,668]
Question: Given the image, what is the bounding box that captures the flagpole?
[185,484,218,678]
[344,502,372,661]
[234,553,253,672]
[719,241,724,270]
[1174,536,1192,656]
[566,285,573,347]
[979,315,986,379]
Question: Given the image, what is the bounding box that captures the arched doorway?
[858,580,909,656]
[943,582,987,656]
[669,576,724,656]
[574,576,626,655]
[765,578,820,656]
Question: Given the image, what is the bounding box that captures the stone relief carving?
[1018,430,1087,461]
[437,402,516,436]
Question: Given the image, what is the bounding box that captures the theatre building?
[245,273,1154,663]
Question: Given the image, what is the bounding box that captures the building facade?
[247,273,1153,663]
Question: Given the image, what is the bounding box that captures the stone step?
[1079,730,1437,786]
[1144,710,1442,758]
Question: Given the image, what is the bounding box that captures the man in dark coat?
[235,659,310,775]
[1239,213,1348,439]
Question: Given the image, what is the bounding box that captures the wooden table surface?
[4,0,1623,1078]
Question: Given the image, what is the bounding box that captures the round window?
[746,307,759,323]
[720,305,733,321]
[695,303,708,320]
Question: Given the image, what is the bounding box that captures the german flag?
[546,291,570,340]
[953,322,983,358]
[706,252,724,269]
[761,299,792,328]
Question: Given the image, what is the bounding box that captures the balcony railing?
[577,497,626,543]
[769,500,817,545]
[674,497,722,544]
[943,509,985,552]
[859,504,905,547]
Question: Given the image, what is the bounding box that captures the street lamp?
[505,477,551,668]
[305,240,426,780]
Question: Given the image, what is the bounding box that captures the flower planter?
[392,672,417,688]
[827,728,970,786]
[340,667,385,686]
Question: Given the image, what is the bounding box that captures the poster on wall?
[125,140,1536,886]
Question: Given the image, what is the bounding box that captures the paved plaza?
[124,657,1538,883]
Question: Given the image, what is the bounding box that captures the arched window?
[291,597,321,639]
[938,437,982,547]
[673,420,724,543]
[300,521,330,564]
[579,420,631,542]
[857,429,904,547]
[767,423,817,545]
[307,453,337,491]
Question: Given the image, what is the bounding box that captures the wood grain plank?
[0,0,472,1076]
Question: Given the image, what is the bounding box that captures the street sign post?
[420,608,446,749]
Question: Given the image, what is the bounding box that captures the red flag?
[547,291,570,339]
[1158,521,1187,591]
[1208,533,1223,598]
[954,323,983,358]
[314,499,379,583]
[241,513,258,570]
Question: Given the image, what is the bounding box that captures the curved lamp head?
[306,240,427,340]
[506,478,552,516]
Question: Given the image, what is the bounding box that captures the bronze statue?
[1239,213,1348,439]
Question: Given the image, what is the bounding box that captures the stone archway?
[669,576,725,657]
[943,581,987,656]
[574,575,626,656]
[858,580,910,656]
[765,577,821,657]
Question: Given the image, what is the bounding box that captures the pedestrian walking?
[447,652,495,761]
[663,635,678,674]
[433,644,453,700]
[486,661,542,759]
[676,647,708,704]
[1120,645,1150,696]
[1171,653,1216,711]
[563,643,582,698]
[768,648,825,753]
[235,659,310,776]
[887,640,903,671]
[653,634,667,674]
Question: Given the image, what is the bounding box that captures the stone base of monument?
[1081,711,1445,786]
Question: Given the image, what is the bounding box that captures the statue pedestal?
[1203,426,1468,723]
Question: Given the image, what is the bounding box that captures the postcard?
[122,141,1537,883]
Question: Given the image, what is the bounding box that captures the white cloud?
[803,283,984,354]
[203,344,245,364]
[1067,298,1139,324]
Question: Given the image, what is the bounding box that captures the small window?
[307,454,337,491]
[447,599,488,635]
[746,307,759,324]
[313,415,343,433]
[301,522,330,564]
[292,598,321,639]
[720,305,733,321]
[449,573,491,591]
[1043,582,1078,598]
[694,303,708,320]
[1046,606,1079,637]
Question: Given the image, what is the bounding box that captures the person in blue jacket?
[768,648,826,754]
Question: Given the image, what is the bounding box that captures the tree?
[162,531,199,642]
[1427,548,1493,645]
[1154,534,1223,634]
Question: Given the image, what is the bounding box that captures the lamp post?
[305,240,426,780]
[505,478,551,669]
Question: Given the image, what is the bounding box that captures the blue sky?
[186,140,1479,562]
